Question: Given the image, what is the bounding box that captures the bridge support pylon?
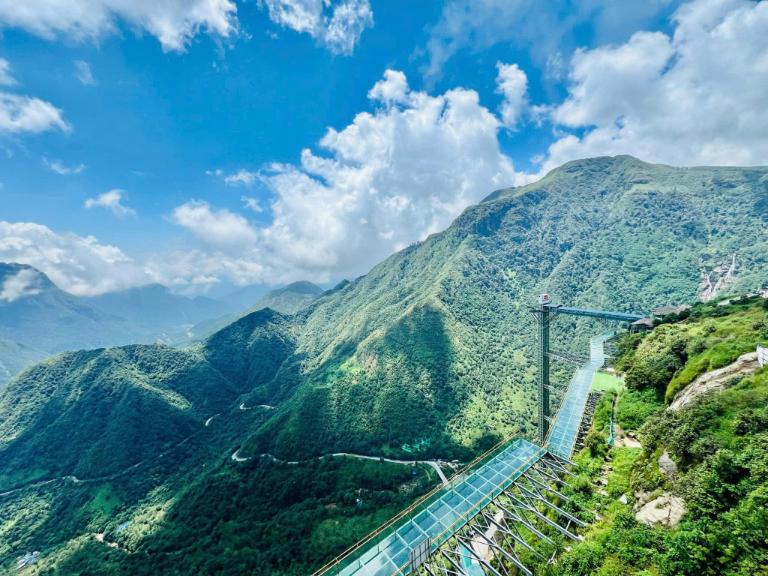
[531,295,554,445]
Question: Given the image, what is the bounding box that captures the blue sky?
[0,0,766,297]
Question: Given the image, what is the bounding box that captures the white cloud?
[0,58,15,86]
[543,0,768,170]
[0,268,43,302]
[241,196,263,213]
[74,60,95,85]
[225,169,257,186]
[0,0,238,52]
[256,69,522,278]
[263,0,373,55]
[367,69,409,105]
[0,221,147,296]
[171,200,257,248]
[43,157,85,175]
[0,57,68,136]
[206,168,259,186]
[495,62,528,129]
[157,69,525,288]
[0,93,69,134]
[84,190,136,218]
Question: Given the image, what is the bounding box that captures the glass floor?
[546,333,611,460]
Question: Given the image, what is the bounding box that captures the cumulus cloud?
[367,69,409,105]
[85,190,136,218]
[495,62,528,129]
[74,60,95,85]
[256,68,521,278]
[0,0,238,52]
[0,221,147,296]
[542,0,768,170]
[263,0,373,54]
[159,69,524,287]
[0,268,43,302]
[171,200,258,248]
[43,157,85,175]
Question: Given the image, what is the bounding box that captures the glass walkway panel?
[317,331,614,576]
[546,333,611,460]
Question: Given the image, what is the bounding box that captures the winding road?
[230,450,451,485]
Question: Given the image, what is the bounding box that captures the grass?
[606,446,642,498]
[592,371,624,393]
[616,388,662,431]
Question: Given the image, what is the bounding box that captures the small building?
[631,318,654,331]
[758,345,768,368]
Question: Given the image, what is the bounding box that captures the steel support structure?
[530,297,643,447]
[415,453,587,576]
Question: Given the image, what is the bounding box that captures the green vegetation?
[2,156,768,572]
[548,298,768,576]
[591,371,623,393]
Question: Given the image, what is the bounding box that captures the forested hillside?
[549,296,768,576]
[1,156,767,574]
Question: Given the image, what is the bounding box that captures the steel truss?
[574,392,602,451]
[414,453,588,576]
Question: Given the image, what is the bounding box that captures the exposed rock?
[658,451,678,477]
[635,492,685,527]
[669,351,759,411]
[699,253,736,302]
[618,494,628,505]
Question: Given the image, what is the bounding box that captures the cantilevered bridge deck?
[317,332,611,576]
[546,333,611,460]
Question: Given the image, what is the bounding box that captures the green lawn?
[591,371,624,393]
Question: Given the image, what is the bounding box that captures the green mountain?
[185,280,323,341]
[1,156,767,574]
[255,281,324,314]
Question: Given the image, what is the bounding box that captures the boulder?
[658,451,678,477]
[635,492,685,527]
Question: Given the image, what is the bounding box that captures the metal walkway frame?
[530,299,642,443]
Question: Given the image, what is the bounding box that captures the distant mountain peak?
[274,281,323,295]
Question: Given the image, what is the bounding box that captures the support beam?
[531,299,553,444]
